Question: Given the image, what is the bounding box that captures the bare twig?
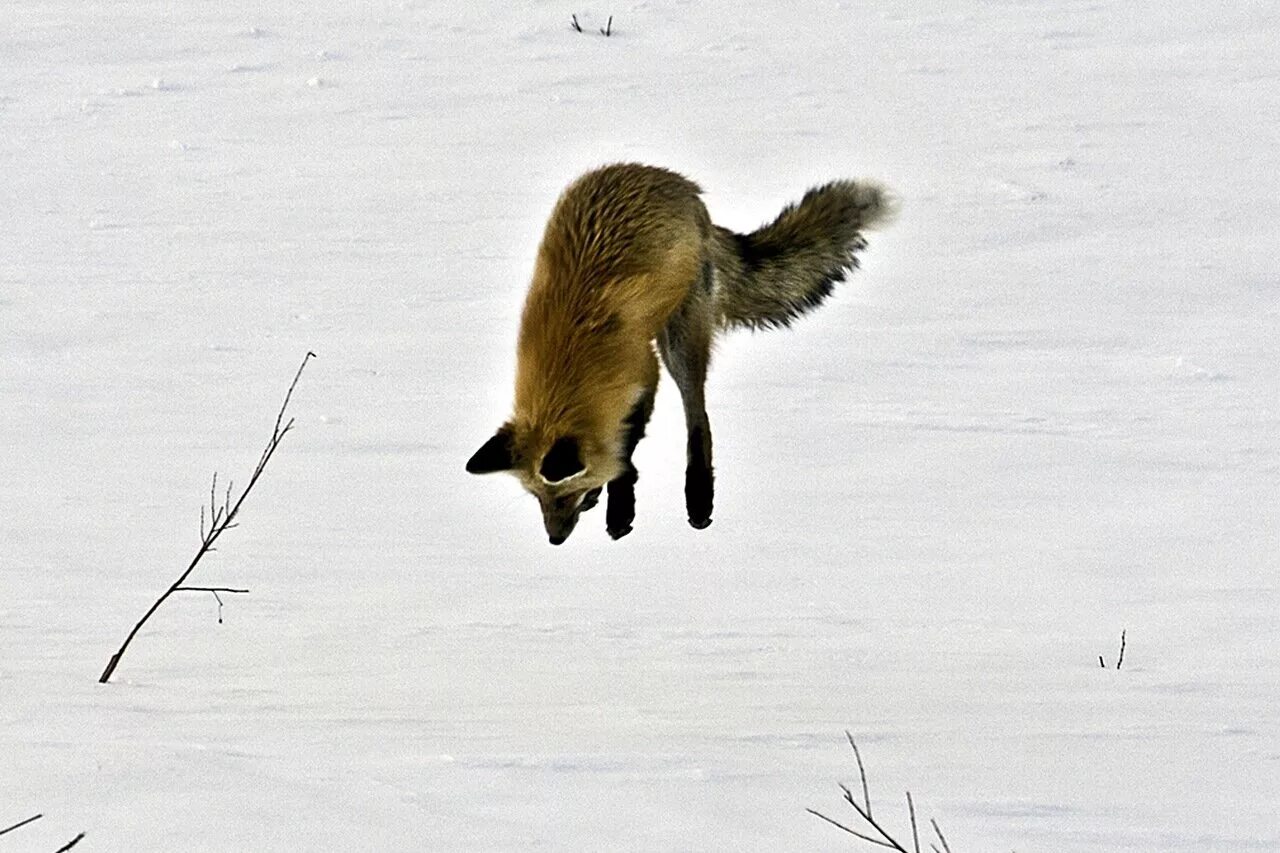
[810,735,953,852]
[54,833,86,852]
[931,818,952,853]
[1100,629,1127,670]
[0,813,42,836]
[600,15,613,36]
[176,586,250,625]
[174,587,250,594]
[848,730,871,816]
[98,352,314,683]
[570,14,583,32]
[806,809,894,848]
[907,792,919,853]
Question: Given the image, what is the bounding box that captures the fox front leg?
[605,389,654,539]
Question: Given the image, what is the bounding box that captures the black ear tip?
[467,428,515,474]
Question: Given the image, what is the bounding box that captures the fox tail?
[714,180,895,330]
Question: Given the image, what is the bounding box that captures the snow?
[2,0,1278,849]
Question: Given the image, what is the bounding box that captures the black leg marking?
[606,470,637,540]
[658,305,714,531]
[605,392,654,540]
[685,423,713,529]
[580,486,602,514]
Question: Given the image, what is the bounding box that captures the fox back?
[514,164,709,473]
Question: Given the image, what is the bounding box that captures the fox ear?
[539,436,585,483]
[467,427,516,474]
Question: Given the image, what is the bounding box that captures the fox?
[466,163,893,545]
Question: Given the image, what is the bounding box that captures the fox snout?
[543,510,577,545]
[538,486,602,545]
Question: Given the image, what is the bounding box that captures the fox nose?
[548,533,567,546]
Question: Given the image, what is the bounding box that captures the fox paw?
[607,523,633,540]
[684,466,713,532]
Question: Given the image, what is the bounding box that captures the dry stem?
[55,833,86,852]
[0,813,42,836]
[98,352,314,683]
[809,733,953,852]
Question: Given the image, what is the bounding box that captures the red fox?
[467,163,893,545]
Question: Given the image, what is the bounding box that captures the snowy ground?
[3,1,1278,850]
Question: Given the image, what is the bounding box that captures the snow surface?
[2,1,1278,850]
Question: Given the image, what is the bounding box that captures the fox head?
[466,424,620,545]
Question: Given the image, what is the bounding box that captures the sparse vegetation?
[1098,629,1127,670]
[1,813,84,850]
[0,813,43,837]
[809,732,953,852]
[97,353,314,684]
[570,13,614,36]
[54,833,86,852]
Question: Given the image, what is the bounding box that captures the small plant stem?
[931,818,952,853]
[55,833,86,852]
[98,352,313,683]
[847,730,872,816]
[810,734,952,852]
[908,791,920,853]
[0,814,43,836]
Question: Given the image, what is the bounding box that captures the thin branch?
[98,352,313,683]
[570,13,582,32]
[806,809,895,848]
[932,819,952,853]
[845,800,909,852]
[174,587,250,594]
[847,730,872,816]
[54,833,86,853]
[810,735,952,853]
[1100,629,1127,670]
[908,792,919,853]
[600,15,613,36]
[835,736,908,850]
[0,813,42,836]
[271,354,313,442]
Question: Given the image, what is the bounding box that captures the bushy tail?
[714,180,895,330]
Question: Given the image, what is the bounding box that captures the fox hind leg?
[658,268,715,530]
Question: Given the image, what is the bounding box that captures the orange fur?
[511,165,707,484]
